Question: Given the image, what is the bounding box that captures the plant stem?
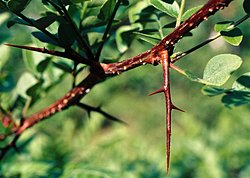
[176,0,186,27]
[95,0,122,61]
[57,0,95,60]
[172,14,250,63]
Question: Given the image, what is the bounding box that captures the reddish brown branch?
[1,0,233,163]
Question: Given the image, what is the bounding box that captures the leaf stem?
[176,0,186,27]
[95,0,122,61]
[57,0,95,60]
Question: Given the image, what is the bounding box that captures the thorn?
[148,87,165,96]
[171,104,185,112]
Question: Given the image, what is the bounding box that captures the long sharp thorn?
[171,104,185,112]
[148,87,165,96]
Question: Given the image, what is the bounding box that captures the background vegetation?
[0,0,250,177]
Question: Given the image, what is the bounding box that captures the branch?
[1,0,233,161]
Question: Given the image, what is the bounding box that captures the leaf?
[0,73,15,92]
[34,15,58,29]
[37,58,51,73]
[243,0,250,15]
[97,0,116,22]
[149,0,179,18]
[116,26,139,53]
[133,32,160,46]
[222,91,250,107]
[232,72,250,92]
[181,5,202,21]
[16,72,37,98]
[7,0,32,13]
[214,21,233,32]
[221,28,243,46]
[202,54,242,86]
[52,61,73,73]
[32,31,58,46]
[201,86,231,96]
[7,17,31,28]
[57,22,76,47]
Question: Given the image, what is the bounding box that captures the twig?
[77,103,127,125]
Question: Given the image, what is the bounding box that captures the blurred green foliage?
[0,0,250,177]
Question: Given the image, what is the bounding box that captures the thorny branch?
[1,0,233,173]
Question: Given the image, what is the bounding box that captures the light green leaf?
[181,5,202,21]
[221,28,243,46]
[232,72,250,92]
[214,21,233,32]
[202,54,242,86]
[97,0,116,21]
[149,0,179,18]
[16,72,37,98]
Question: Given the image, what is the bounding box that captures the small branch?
[95,0,123,61]
[77,103,126,125]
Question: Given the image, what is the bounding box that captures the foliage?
[0,0,250,177]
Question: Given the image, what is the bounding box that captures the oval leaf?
[232,72,250,92]
[221,28,243,46]
[7,0,32,13]
[202,54,242,86]
[149,0,179,18]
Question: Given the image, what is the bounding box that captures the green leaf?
[181,5,202,21]
[201,86,231,96]
[7,0,32,13]
[221,28,243,46]
[116,25,139,53]
[0,73,15,92]
[37,58,51,73]
[16,72,37,98]
[58,22,76,47]
[32,31,58,46]
[7,17,31,28]
[214,21,233,32]
[97,0,116,21]
[202,54,242,86]
[34,15,58,29]
[52,61,73,73]
[243,0,250,15]
[149,0,179,18]
[133,32,160,46]
[232,72,250,92]
[222,91,250,107]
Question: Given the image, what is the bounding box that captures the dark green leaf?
[52,61,73,73]
[7,0,32,13]
[58,22,76,47]
[37,58,51,73]
[34,15,58,29]
[222,91,250,107]
[0,74,15,92]
[243,0,250,15]
[32,31,59,46]
[201,86,231,96]
[97,0,116,21]
[202,54,242,86]
[7,17,31,28]
[232,72,250,92]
